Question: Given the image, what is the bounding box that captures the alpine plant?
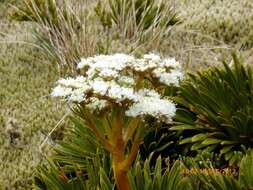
[51,53,183,190]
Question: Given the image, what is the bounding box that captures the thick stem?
[113,157,131,190]
[111,110,132,190]
[114,168,131,190]
[124,140,140,170]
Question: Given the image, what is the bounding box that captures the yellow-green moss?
[178,0,253,49]
[0,20,69,189]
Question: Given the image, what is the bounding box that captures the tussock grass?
[10,0,100,73]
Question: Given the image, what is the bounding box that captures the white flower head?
[52,76,91,102]
[160,57,180,68]
[58,76,86,88]
[68,88,86,102]
[89,80,110,96]
[52,53,182,121]
[86,97,108,112]
[108,85,138,103]
[99,68,119,79]
[126,97,176,123]
[143,53,161,63]
[77,57,93,69]
[137,89,161,98]
[51,85,72,97]
[152,67,184,87]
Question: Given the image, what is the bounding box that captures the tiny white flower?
[77,57,93,69]
[143,53,161,63]
[108,84,138,102]
[90,80,109,96]
[160,58,180,68]
[126,97,176,123]
[117,76,135,86]
[51,85,72,97]
[159,70,184,87]
[58,76,86,88]
[99,68,119,78]
[68,88,85,102]
[86,97,108,112]
[137,89,161,98]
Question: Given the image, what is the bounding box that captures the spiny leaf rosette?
[172,56,253,166]
[51,53,183,190]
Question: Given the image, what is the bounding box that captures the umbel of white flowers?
[51,53,184,123]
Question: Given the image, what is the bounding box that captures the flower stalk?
[104,109,139,190]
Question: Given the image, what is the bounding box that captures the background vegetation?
[0,1,68,189]
[1,0,253,189]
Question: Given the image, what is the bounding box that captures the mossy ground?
[0,2,68,189]
[1,0,253,189]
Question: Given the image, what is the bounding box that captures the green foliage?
[51,117,113,176]
[35,115,253,190]
[34,155,194,190]
[172,54,253,166]
[95,0,179,31]
[34,117,194,190]
[139,124,187,164]
[34,146,253,190]
[94,0,180,53]
[239,150,253,189]
[34,117,114,189]
[35,155,195,190]
[129,155,193,190]
[192,169,241,190]
[10,0,80,31]
[34,160,113,190]
[10,0,58,23]
[187,150,253,190]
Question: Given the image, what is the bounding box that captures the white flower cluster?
[125,90,177,123]
[52,53,183,123]
[126,97,176,123]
